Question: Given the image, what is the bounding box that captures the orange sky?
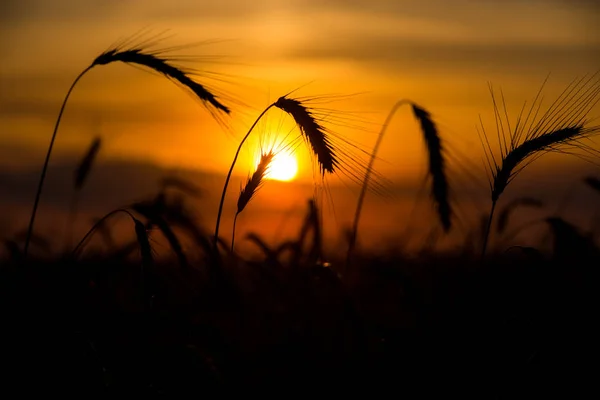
[1,0,599,184]
[1,0,600,255]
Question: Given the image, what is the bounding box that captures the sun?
[257,150,298,182]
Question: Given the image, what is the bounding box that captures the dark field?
[1,201,599,397]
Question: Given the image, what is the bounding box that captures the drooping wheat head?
[131,198,189,269]
[274,94,392,193]
[411,103,451,232]
[74,136,102,191]
[348,99,452,261]
[71,209,149,261]
[92,48,229,114]
[64,136,102,252]
[214,91,387,252]
[274,96,337,175]
[24,35,233,259]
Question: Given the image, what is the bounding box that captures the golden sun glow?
[257,150,298,182]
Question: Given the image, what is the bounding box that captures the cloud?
[0,96,192,125]
[282,37,600,75]
[0,0,266,26]
[0,0,122,24]
[1,0,598,181]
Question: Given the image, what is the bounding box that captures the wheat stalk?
[231,151,274,251]
[23,40,231,259]
[131,198,189,269]
[347,100,451,261]
[273,96,337,174]
[236,151,274,215]
[63,136,102,252]
[214,94,341,250]
[69,207,153,307]
[133,218,154,270]
[492,126,593,201]
[482,125,599,257]
[74,137,102,190]
[213,105,274,251]
[411,104,451,232]
[480,73,600,257]
[71,209,145,259]
[92,49,229,113]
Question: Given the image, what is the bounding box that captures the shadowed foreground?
[2,21,599,397]
[1,239,597,397]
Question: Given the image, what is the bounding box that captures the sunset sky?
[1,0,599,249]
[2,0,598,176]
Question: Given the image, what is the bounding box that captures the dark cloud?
[0,96,192,125]
[0,0,122,24]
[283,39,600,75]
[299,0,600,14]
[0,159,189,210]
[0,0,267,26]
[139,1,261,20]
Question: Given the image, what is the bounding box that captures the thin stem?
[347,99,409,261]
[71,208,135,259]
[213,103,275,251]
[481,200,497,259]
[23,66,93,260]
[231,213,239,252]
[395,174,429,250]
[63,190,80,254]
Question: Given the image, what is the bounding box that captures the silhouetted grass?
[3,34,600,397]
[479,74,600,257]
[64,136,102,251]
[214,93,352,248]
[92,48,230,114]
[24,39,233,260]
[348,100,451,262]
[2,214,598,395]
[232,151,274,251]
[273,96,337,174]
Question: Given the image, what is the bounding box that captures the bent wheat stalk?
[71,208,142,259]
[273,96,337,174]
[348,100,450,260]
[214,94,339,250]
[214,105,275,250]
[24,44,230,259]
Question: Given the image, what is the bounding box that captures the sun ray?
[255,148,298,181]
